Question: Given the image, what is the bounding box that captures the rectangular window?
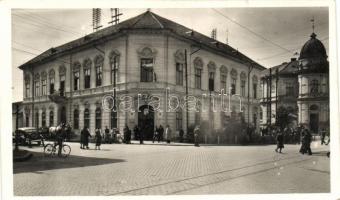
[84,69,91,89]
[176,111,183,131]
[50,78,55,94]
[241,80,246,97]
[74,71,80,91]
[35,81,40,96]
[286,82,294,96]
[253,83,257,99]
[220,75,227,91]
[231,78,236,95]
[141,58,153,82]
[209,72,215,91]
[25,83,30,97]
[42,79,47,95]
[176,63,184,85]
[195,68,202,89]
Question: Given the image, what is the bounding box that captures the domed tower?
[297,32,329,133]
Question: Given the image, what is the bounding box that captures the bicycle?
[44,141,71,158]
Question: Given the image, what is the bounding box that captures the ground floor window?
[111,111,117,129]
[42,111,46,127]
[84,109,90,129]
[49,110,54,126]
[73,109,79,129]
[176,110,183,130]
[95,108,102,129]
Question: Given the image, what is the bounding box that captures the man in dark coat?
[123,125,131,144]
[83,127,91,149]
[104,126,110,144]
[80,127,85,149]
[275,132,284,153]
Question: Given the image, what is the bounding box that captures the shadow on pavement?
[13,151,125,174]
[310,151,329,157]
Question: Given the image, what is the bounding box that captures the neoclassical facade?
[20,11,265,139]
[260,32,329,133]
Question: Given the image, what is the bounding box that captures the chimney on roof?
[211,28,217,40]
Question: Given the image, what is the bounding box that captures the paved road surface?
[13,140,330,195]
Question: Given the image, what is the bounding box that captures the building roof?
[18,11,265,70]
[261,59,298,78]
[299,32,327,60]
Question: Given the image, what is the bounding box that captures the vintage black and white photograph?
[11,7,331,196]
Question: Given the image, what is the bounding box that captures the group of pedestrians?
[274,125,321,155]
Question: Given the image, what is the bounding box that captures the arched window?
[84,108,90,129]
[240,71,247,97]
[73,109,79,129]
[176,109,183,131]
[252,75,258,99]
[42,111,46,127]
[220,65,228,91]
[49,110,54,126]
[109,50,120,84]
[49,69,55,94]
[111,110,117,129]
[34,74,40,97]
[310,79,319,94]
[73,62,81,91]
[24,75,30,98]
[138,47,156,82]
[175,50,185,86]
[83,58,92,89]
[194,57,203,89]
[41,71,47,96]
[230,69,238,95]
[35,111,39,128]
[59,65,66,96]
[208,61,216,91]
[94,55,104,87]
[95,107,102,129]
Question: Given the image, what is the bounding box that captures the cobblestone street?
[13,141,330,195]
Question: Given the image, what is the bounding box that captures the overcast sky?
[12,7,329,102]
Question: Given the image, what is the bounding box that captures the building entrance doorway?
[138,105,154,140]
[309,113,319,133]
[59,106,67,124]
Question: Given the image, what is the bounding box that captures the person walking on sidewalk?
[194,126,200,147]
[95,129,102,150]
[275,131,284,153]
[83,127,91,149]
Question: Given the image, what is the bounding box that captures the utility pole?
[15,103,19,151]
[247,62,254,142]
[275,68,279,126]
[269,68,272,130]
[184,49,189,135]
[108,8,123,25]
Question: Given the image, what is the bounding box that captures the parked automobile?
[14,127,44,146]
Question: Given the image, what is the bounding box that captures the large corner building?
[19,11,265,138]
